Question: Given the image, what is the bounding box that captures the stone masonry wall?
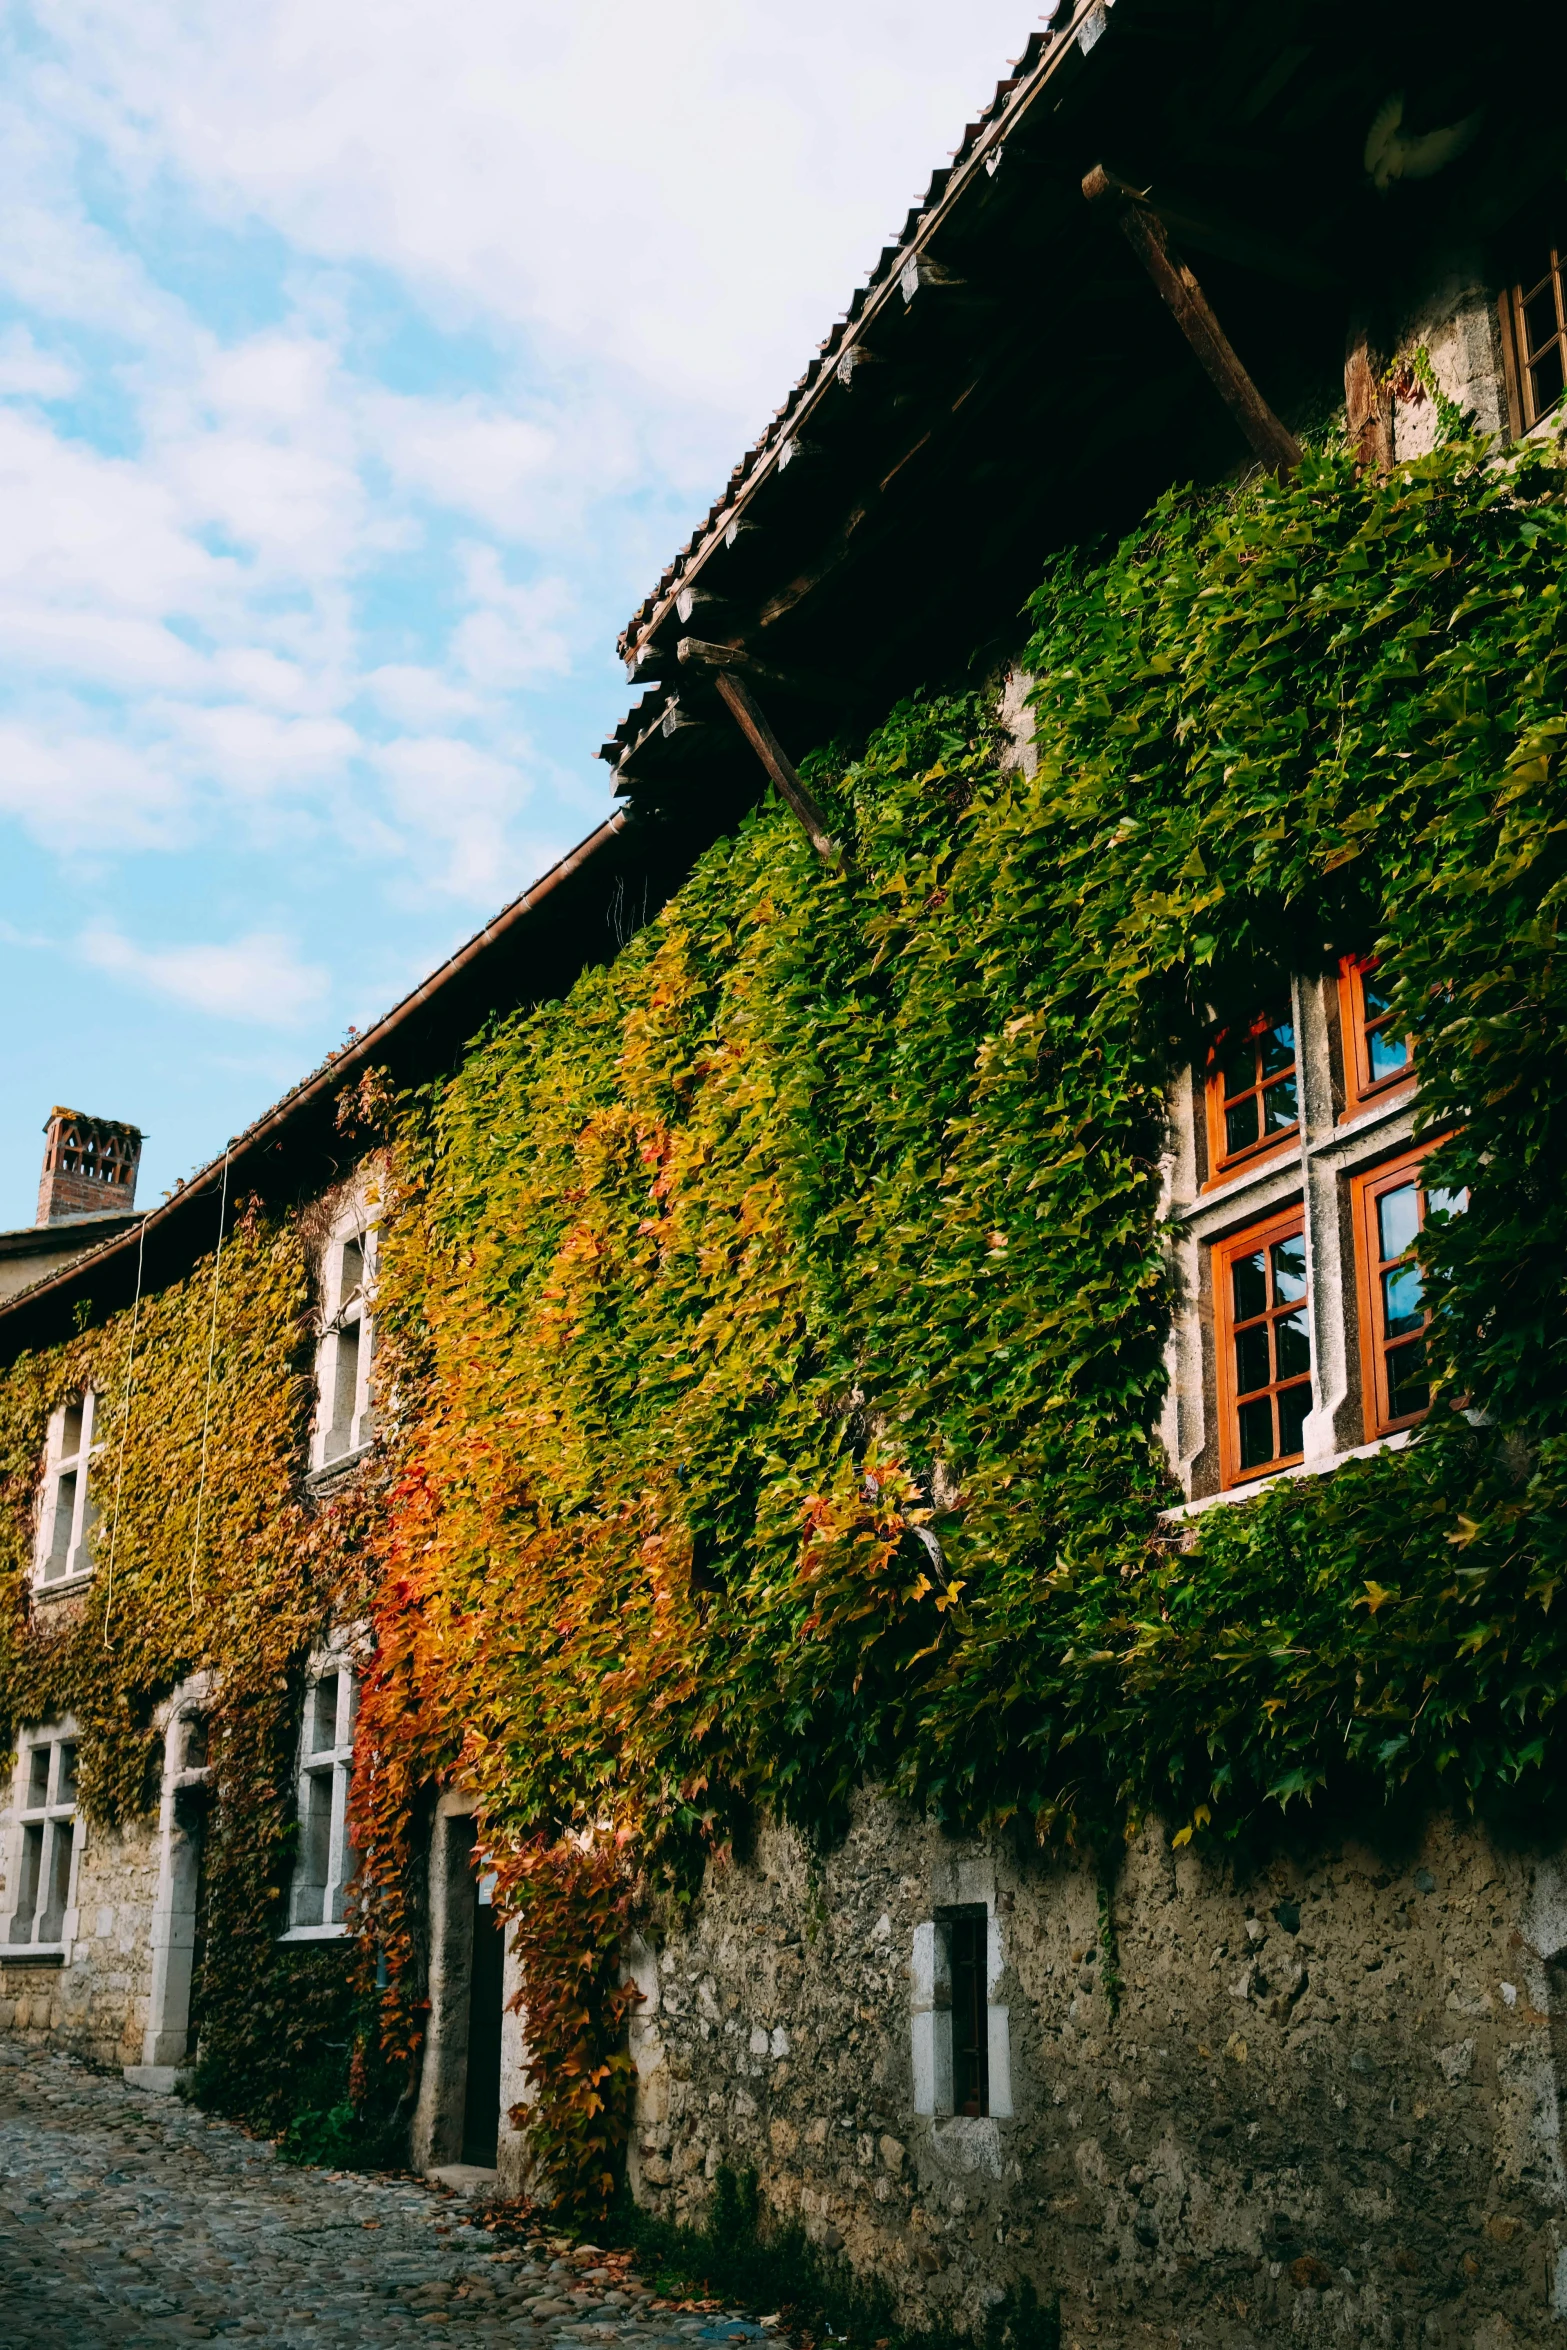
[0,1811,161,2070]
[626,1789,1567,2350]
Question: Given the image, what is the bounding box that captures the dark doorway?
[176,1779,212,2051]
[460,1889,504,2166]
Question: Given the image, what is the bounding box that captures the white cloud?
[36,2,1037,419]
[373,733,539,900]
[361,664,481,727]
[0,723,187,850]
[0,325,79,402]
[374,395,556,522]
[154,701,362,794]
[449,547,572,689]
[0,404,229,627]
[81,923,330,1025]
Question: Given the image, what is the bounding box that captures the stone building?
[3,4,1567,2345]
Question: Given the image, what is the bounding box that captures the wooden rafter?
[1082,163,1302,476]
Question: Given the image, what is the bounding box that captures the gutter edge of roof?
[0,808,631,1333]
[614,0,1104,664]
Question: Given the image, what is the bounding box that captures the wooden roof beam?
[1082,162,1302,476]
[677,637,849,710]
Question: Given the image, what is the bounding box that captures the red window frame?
[1213,1205,1314,1489]
[1337,956,1414,1120]
[1204,1007,1300,1188]
[1352,1141,1465,1440]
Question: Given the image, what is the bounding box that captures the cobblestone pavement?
[0,2040,779,2350]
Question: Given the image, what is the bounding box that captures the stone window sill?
[0,1945,66,1967]
[1169,1091,1423,1233]
[1169,1146,1302,1227]
[1162,1429,1414,1520]
[277,1922,350,1944]
[31,1569,95,1602]
[305,1442,376,1489]
[1310,1090,1420,1162]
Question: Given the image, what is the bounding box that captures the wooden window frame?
[1501,245,1567,435]
[1213,1203,1313,1490]
[1351,1140,1462,1441]
[1203,1007,1300,1189]
[1336,956,1414,1121]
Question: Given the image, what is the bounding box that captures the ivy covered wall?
[0,1195,380,2132]
[2,433,1565,2206]
[353,434,1567,2206]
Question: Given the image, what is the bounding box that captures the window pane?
[1386,1335,1429,1419]
[1526,284,1560,355]
[1235,1325,1271,1396]
[10,1824,43,1941]
[949,1913,988,2117]
[1531,342,1566,415]
[1426,1185,1467,1221]
[1218,1033,1257,1098]
[309,1676,340,1756]
[1231,1249,1268,1323]
[1383,1260,1425,1338]
[1258,1017,1295,1077]
[1225,1095,1260,1155]
[60,1401,83,1458]
[340,1237,365,1299]
[293,1769,333,1929]
[335,1781,360,1930]
[1262,1075,1299,1133]
[55,1744,77,1804]
[1361,973,1393,1022]
[328,1323,361,1461]
[1277,1380,1311,1458]
[1376,1181,1421,1267]
[1270,1236,1307,1304]
[1275,1308,1312,1380]
[40,1822,73,1943]
[180,1718,208,1771]
[46,1470,77,1577]
[1237,1395,1276,1470]
[26,1746,50,1806]
[1367,1025,1409,1081]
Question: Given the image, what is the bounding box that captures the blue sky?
[0,1,1045,1226]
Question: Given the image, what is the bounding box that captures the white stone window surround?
[1159,968,1427,1509]
[309,1212,377,1475]
[127,1673,217,2087]
[910,1868,1013,2121]
[33,1390,103,1591]
[280,1643,360,1941]
[1,1719,82,1961]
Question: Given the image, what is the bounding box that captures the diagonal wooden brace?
[1083,164,1302,476]
[712,671,841,866]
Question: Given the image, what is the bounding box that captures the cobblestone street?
[0,2040,776,2350]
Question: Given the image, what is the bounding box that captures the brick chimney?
[36,1108,143,1226]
